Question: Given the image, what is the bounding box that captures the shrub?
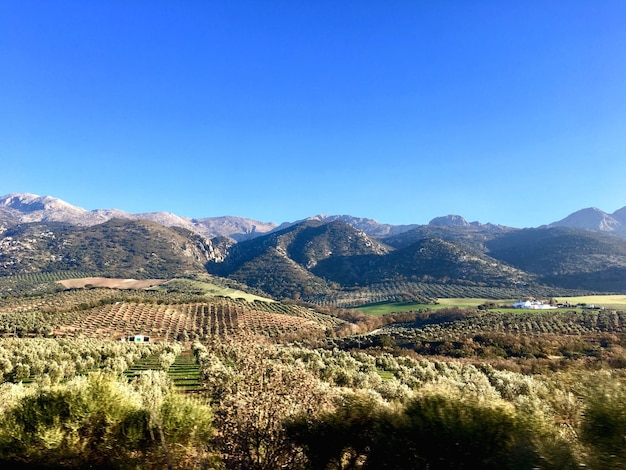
[287,392,578,470]
[580,377,626,469]
[0,371,215,469]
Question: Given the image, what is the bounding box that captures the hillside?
[0,219,218,279]
[382,218,513,251]
[206,220,391,298]
[207,220,539,299]
[311,237,531,287]
[485,227,626,292]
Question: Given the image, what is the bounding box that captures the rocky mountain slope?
[0,193,277,241]
[206,219,537,298]
[485,227,626,292]
[206,220,393,298]
[0,218,223,279]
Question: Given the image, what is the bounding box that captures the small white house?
[513,301,557,310]
[127,334,151,343]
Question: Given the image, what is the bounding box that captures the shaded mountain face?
[208,220,535,298]
[0,219,221,278]
[382,222,514,251]
[385,238,529,286]
[312,237,531,287]
[206,220,392,298]
[485,227,626,292]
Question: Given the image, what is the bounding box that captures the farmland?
[1,276,626,468]
[351,294,626,315]
[0,285,339,342]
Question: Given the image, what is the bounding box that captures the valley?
[1,193,626,468]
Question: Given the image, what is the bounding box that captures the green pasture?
[556,295,626,310]
[349,298,509,315]
[158,278,274,303]
[351,295,626,315]
[349,300,454,316]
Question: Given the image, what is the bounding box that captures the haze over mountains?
[1,193,626,298]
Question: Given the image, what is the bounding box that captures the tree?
[287,393,577,470]
[580,378,626,470]
[0,371,215,469]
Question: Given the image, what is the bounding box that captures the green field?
[557,294,626,309]
[350,298,511,315]
[351,295,626,315]
[157,278,274,303]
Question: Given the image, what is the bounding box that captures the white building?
[513,301,557,310]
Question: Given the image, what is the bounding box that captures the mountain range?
[2,193,626,239]
[0,193,277,241]
[1,193,626,299]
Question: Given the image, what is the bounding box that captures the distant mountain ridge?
[3,192,625,239]
[0,193,278,241]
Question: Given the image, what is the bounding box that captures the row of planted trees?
[1,334,626,468]
[191,337,626,470]
[0,337,214,468]
[0,338,166,384]
[0,370,215,468]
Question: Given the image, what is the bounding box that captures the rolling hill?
[207,219,537,298]
[206,220,392,298]
[0,218,220,279]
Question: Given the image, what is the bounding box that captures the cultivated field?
[1,276,626,468]
[351,294,626,315]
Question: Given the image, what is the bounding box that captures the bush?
[580,378,626,469]
[0,372,148,467]
[287,392,578,469]
[0,371,215,469]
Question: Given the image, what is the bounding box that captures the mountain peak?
[429,215,470,227]
[549,207,623,234]
[0,193,80,212]
[0,193,89,224]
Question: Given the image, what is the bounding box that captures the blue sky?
[2,1,625,228]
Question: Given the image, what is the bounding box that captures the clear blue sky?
[2,1,625,228]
